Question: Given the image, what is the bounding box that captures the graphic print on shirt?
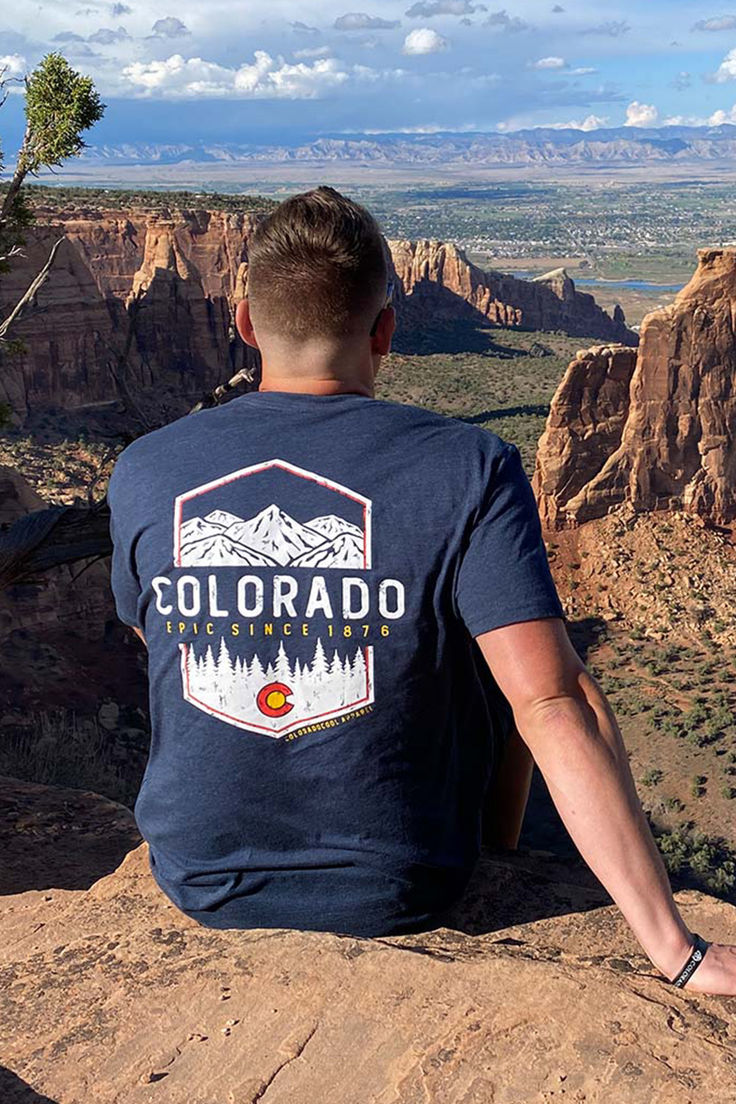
[162,458,402,739]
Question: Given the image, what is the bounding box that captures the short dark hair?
[246,185,389,341]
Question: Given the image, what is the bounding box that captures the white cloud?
[713,46,736,81]
[692,15,736,32]
[485,9,530,31]
[406,0,484,15]
[402,27,449,53]
[499,112,607,132]
[547,113,608,130]
[290,21,320,36]
[293,45,332,59]
[0,53,27,83]
[570,66,597,75]
[530,55,566,69]
[151,17,190,38]
[707,103,736,123]
[121,51,353,99]
[334,13,400,30]
[89,26,130,45]
[624,100,659,126]
[581,20,630,37]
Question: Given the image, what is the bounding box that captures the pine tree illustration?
[217,637,233,673]
[275,641,293,684]
[202,644,217,684]
[311,638,329,683]
[352,648,367,684]
[248,653,265,683]
[328,648,342,677]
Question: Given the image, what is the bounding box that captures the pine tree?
[275,641,293,684]
[248,653,265,683]
[352,648,367,691]
[201,644,217,687]
[311,638,329,683]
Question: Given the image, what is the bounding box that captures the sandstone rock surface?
[0,205,634,427]
[0,207,262,428]
[1,775,735,1104]
[389,239,635,343]
[534,249,736,529]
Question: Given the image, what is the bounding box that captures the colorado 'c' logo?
[257,682,294,717]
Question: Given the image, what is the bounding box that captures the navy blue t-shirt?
[107,390,564,936]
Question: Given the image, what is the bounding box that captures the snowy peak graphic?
[179,502,366,568]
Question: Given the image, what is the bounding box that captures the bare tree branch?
[0,500,113,589]
[0,236,65,342]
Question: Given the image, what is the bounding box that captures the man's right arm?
[476,615,736,995]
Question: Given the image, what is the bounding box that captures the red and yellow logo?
[256,681,294,718]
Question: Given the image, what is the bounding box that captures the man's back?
[107,389,564,936]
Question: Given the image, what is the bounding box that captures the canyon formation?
[534,248,736,531]
[0,202,634,428]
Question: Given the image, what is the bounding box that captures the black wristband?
[669,933,710,988]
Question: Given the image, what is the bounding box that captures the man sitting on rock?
[108,186,735,995]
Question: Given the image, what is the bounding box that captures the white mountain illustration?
[225,505,325,566]
[291,531,364,568]
[183,533,278,567]
[179,501,365,568]
[307,515,364,541]
[205,509,243,528]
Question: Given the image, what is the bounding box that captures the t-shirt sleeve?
[107,453,142,629]
[455,441,565,637]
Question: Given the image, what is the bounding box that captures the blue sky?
[3,1,736,148]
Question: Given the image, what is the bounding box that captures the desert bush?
[640,767,664,787]
[0,708,146,807]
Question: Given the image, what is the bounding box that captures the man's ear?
[371,304,395,358]
[235,298,260,349]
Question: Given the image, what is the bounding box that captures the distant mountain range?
[179,504,365,568]
[75,125,736,167]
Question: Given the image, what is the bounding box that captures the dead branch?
[0,500,112,588]
[0,236,65,342]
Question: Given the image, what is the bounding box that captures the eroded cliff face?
[0,206,262,428]
[534,248,736,530]
[0,207,634,428]
[389,240,635,342]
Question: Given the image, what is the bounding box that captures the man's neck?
[258,373,374,398]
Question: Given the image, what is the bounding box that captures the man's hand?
[475,616,736,995]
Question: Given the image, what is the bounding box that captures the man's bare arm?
[476,616,736,995]
[132,626,146,647]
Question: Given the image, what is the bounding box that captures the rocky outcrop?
[1,774,735,1104]
[534,248,736,530]
[0,206,634,428]
[0,206,263,428]
[0,465,142,716]
[389,240,635,342]
[533,344,639,529]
